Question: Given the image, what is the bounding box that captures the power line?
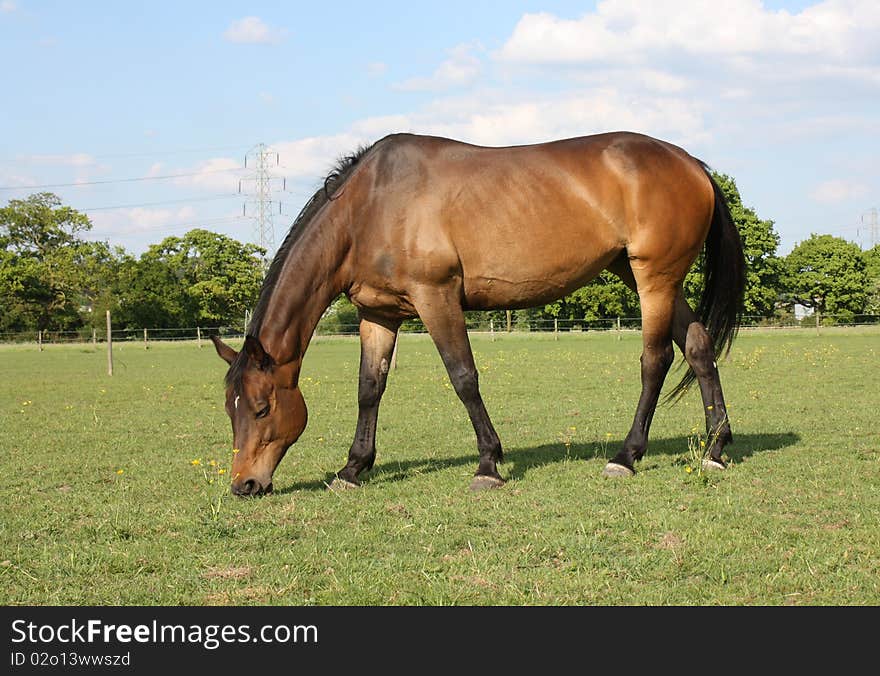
[81,144,248,160]
[88,215,249,237]
[861,208,878,248]
[81,194,240,212]
[0,144,249,164]
[0,166,244,191]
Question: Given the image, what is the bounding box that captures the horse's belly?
[461,243,619,310]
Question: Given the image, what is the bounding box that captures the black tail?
[667,165,745,402]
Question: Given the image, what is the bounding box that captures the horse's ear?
[210,335,237,365]
[244,335,273,370]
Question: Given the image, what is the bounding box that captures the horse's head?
[211,335,307,497]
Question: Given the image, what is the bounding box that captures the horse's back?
[351,132,713,310]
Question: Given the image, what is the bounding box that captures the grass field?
[1,328,878,605]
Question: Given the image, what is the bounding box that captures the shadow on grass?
[278,431,800,494]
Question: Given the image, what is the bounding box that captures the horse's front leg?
[333,314,400,489]
[414,284,505,491]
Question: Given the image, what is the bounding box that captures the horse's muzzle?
[231,478,273,497]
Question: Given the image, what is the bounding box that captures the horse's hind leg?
[413,285,504,490]
[603,278,676,477]
[671,293,733,469]
[334,314,400,488]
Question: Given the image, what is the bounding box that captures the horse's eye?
[255,404,270,419]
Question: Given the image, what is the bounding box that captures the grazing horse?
[211,131,744,495]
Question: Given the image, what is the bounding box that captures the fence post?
[92,328,96,347]
[143,328,148,350]
[106,310,113,376]
[38,330,43,352]
[554,318,558,341]
[490,319,495,342]
[197,326,202,348]
[816,312,820,336]
[617,316,621,341]
[506,310,512,333]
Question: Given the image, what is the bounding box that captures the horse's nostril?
[232,478,261,497]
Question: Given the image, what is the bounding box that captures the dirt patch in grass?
[203,565,254,580]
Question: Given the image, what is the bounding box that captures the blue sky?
[1,1,878,255]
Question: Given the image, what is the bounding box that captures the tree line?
[0,193,264,335]
[2,175,879,337]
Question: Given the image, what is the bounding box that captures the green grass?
[1,328,878,605]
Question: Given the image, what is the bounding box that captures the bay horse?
[211,131,745,495]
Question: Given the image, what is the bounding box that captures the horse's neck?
[258,213,350,377]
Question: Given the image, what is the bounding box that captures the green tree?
[113,252,187,329]
[0,193,99,331]
[858,244,880,315]
[318,295,360,334]
[0,248,53,331]
[685,173,782,317]
[1,192,91,256]
[544,271,639,324]
[116,229,265,329]
[783,234,868,317]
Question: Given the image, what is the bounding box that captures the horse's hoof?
[602,462,635,478]
[328,477,359,491]
[702,458,727,472]
[469,475,505,491]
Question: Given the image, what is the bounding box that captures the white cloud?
[770,113,880,142]
[172,157,242,191]
[272,134,366,181]
[349,114,412,138]
[810,179,868,203]
[17,153,112,187]
[638,69,688,93]
[497,1,880,64]
[235,88,708,198]
[26,153,97,167]
[171,136,377,195]
[359,89,706,148]
[90,206,197,236]
[0,171,37,189]
[223,16,286,44]
[395,43,482,91]
[1,1,17,13]
[367,62,387,77]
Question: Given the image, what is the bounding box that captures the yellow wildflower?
[190,458,202,466]
[218,468,227,475]
[116,469,124,475]
[685,466,693,474]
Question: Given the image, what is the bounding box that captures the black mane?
[224,141,375,389]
